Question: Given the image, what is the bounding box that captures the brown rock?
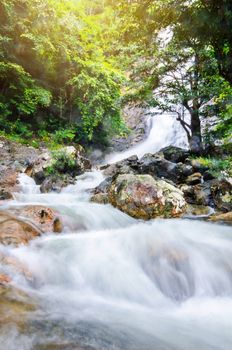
[211,178,232,212]
[186,172,202,185]
[10,205,63,233]
[0,211,42,246]
[209,212,232,224]
[0,274,11,285]
[0,205,62,246]
[108,174,187,220]
[91,193,109,205]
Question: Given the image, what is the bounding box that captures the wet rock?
[0,211,42,246]
[211,178,232,212]
[40,175,76,193]
[9,205,63,233]
[185,205,213,217]
[36,148,92,192]
[108,174,187,219]
[77,156,92,173]
[0,206,62,246]
[0,137,39,173]
[101,155,138,177]
[181,183,213,206]
[186,173,202,185]
[203,171,216,181]
[90,177,112,205]
[40,177,54,193]
[189,159,209,174]
[138,154,194,183]
[103,163,135,177]
[90,193,109,204]
[33,170,47,185]
[209,211,232,224]
[160,146,189,163]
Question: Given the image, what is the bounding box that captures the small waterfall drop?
[106,109,189,164]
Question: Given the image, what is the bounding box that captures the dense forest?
[0,0,231,153]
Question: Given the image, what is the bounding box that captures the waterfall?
[106,109,189,164]
[1,115,232,350]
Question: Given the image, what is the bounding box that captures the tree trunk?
[189,106,203,154]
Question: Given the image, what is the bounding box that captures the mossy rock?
[108,174,187,219]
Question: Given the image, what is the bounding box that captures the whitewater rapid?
[1,112,232,350]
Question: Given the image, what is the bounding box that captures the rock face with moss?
[108,174,187,219]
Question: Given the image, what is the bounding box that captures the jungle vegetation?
[0,0,231,152]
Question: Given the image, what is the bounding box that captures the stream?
[1,113,232,350]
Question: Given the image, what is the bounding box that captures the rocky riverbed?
[0,133,232,350]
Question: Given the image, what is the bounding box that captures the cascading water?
[1,116,232,350]
[106,109,189,164]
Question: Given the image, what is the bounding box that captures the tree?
[0,0,125,144]
[115,0,231,152]
[150,45,226,153]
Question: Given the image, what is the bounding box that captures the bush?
[45,150,77,175]
[192,156,232,178]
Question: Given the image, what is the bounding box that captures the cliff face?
[109,105,148,152]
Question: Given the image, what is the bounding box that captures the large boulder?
[0,205,62,246]
[138,154,194,184]
[108,174,187,219]
[40,175,76,193]
[101,155,139,177]
[0,211,42,246]
[35,147,92,192]
[160,146,190,163]
[9,205,63,233]
[0,137,39,173]
[189,159,209,174]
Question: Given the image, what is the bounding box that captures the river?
[0,113,232,350]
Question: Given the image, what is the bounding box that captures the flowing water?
[1,114,232,350]
[106,110,189,164]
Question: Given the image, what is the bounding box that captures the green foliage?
[0,0,125,145]
[0,62,51,121]
[70,62,123,141]
[45,149,76,175]
[192,156,232,178]
[114,0,232,150]
[213,87,232,142]
[51,128,76,145]
[18,87,52,115]
[0,0,231,149]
